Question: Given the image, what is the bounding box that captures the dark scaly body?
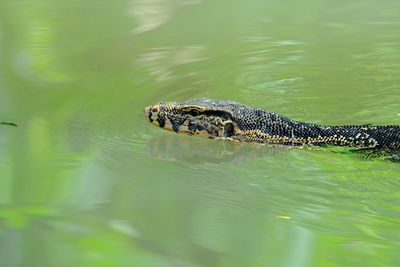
[143,98,400,151]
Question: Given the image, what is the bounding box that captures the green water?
[1,0,400,266]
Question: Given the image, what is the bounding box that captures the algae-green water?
[1,0,400,266]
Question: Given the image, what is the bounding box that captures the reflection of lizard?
[147,135,287,164]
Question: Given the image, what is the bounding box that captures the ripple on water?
[203,36,308,106]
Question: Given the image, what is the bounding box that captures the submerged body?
[143,98,400,151]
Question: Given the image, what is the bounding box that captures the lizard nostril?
[143,106,150,115]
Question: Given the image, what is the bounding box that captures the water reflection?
[136,46,207,81]
[130,0,203,34]
[129,0,172,34]
[1,0,400,265]
[146,134,289,164]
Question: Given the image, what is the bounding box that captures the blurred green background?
[0,0,400,266]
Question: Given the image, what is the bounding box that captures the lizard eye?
[188,109,200,116]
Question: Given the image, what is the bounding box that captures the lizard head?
[143,98,239,139]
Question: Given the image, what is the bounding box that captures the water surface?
[1,0,400,266]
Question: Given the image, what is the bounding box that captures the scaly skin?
[143,98,400,151]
